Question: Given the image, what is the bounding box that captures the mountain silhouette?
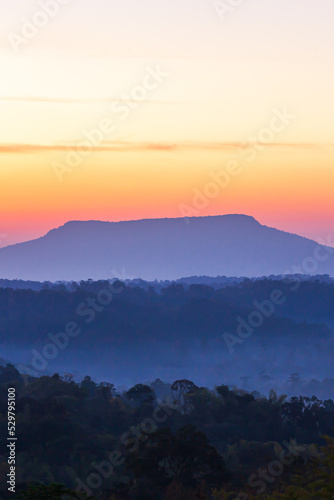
[0,214,333,281]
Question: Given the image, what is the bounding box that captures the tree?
[125,384,156,404]
[171,380,198,408]
[97,382,116,400]
[127,425,227,492]
[215,385,231,400]
[0,363,23,386]
[80,376,97,398]
[274,435,334,499]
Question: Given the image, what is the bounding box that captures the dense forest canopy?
[1,277,334,497]
[0,365,334,499]
[1,277,334,397]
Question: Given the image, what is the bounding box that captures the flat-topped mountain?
[0,214,333,281]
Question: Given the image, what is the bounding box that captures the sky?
[0,0,333,247]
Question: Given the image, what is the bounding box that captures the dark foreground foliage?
[0,365,334,498]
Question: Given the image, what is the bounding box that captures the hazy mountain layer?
[0,214,333,281]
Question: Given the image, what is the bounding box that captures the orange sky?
[0,0,334,247]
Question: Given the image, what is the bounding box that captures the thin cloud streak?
[0,141,333,155]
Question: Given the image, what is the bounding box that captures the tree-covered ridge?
[2,278,334,398]
[0,365,334,499]
[2,279,334,346]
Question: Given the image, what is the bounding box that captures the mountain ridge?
[0,214,333,281]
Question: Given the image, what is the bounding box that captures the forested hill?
[0,365,334,499]
[0,278,334,397]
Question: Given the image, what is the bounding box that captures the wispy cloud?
[0,141,333,155]
[100,141,244,152]
[109,141,334,152]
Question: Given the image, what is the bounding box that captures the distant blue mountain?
[0,214,333,281]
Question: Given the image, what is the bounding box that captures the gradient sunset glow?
[1,0,333,247]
